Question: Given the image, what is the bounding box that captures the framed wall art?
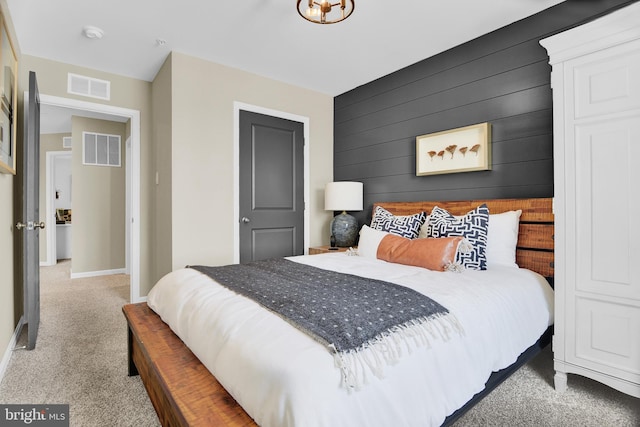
[416,122,491,176]
[0,13,17,175]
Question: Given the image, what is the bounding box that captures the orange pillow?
[376,234,463,272]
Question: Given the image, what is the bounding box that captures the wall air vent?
[83,132,121,167]
[67,73,111,100]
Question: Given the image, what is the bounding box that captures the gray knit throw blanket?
[189,258,462,389]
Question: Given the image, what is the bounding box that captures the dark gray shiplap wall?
[334,0,635,225]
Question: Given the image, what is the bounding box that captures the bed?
[123,198,554,427]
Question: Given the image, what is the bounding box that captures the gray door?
[239,110,304,263]
[20,72,42,350]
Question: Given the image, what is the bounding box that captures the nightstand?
[308,246,356,255]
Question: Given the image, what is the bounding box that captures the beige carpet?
[0,260,160,426]
[453,345,640,426]
[1,260,638,426]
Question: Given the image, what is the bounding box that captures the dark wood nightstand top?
[308,245,356,255]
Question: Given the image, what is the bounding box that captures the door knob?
[15,221,45,230]
[241,217,251,224]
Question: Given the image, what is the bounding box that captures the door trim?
[43,151,72,267]
[233,102,310,264]
[125,136,131,275]
[28,93,142,303]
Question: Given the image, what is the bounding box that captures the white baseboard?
[70,268,127,279]
[40,260,56,267]
[0,316,24,385]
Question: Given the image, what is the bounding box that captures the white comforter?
[147,253,554,427]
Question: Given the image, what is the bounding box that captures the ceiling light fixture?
[82,25,104,40]
[297,0,354,24]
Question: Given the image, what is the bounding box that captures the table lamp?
[324,181,363,247]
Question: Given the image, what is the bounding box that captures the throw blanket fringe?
[332,312,464,389]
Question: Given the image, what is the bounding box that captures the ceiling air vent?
[67,73,111,100]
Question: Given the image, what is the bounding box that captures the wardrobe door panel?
[573,297,640,381]
[574,115,640,300]
[573,42,640,119]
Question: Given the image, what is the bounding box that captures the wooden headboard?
[374,198,554,279]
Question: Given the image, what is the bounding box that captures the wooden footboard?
[123,303,256,427]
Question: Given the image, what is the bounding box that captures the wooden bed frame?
[123,197,554,427]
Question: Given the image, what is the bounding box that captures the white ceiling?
[7,0,565,98]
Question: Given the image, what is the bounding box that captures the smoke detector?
[83,26,104,40]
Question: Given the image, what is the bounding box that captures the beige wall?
[17,55,154,291]
[168,52,334,271]
[0,0,20,370]
[38,133,71,262]
[151,55,172,282]
[0,170,14,359]
[71,117,126,274]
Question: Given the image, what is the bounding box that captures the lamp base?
[330,212,358,247]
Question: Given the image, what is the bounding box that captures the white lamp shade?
[324,181,363,211]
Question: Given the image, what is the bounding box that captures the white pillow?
[357,225,389,259]
[486,210,522,268]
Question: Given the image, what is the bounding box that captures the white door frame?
[32,93,142,303]
[125,136,131,275]
[232,102,310,263]
[43,151,72,267]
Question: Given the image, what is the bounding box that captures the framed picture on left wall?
[0,13,17,175]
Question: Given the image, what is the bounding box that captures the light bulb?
[306,7,320,17]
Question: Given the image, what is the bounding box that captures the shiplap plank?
[490,109,552,142]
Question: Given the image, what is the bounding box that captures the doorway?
[33,93,142,302]
[44,151,72,264]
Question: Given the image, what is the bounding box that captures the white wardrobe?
[540,2,640,398]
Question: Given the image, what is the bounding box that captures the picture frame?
[56,208,72,224]
[416,122,491,176]
[0,13,18,175]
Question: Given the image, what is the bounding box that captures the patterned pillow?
[428,204,490,270]
[370,206,427,239]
